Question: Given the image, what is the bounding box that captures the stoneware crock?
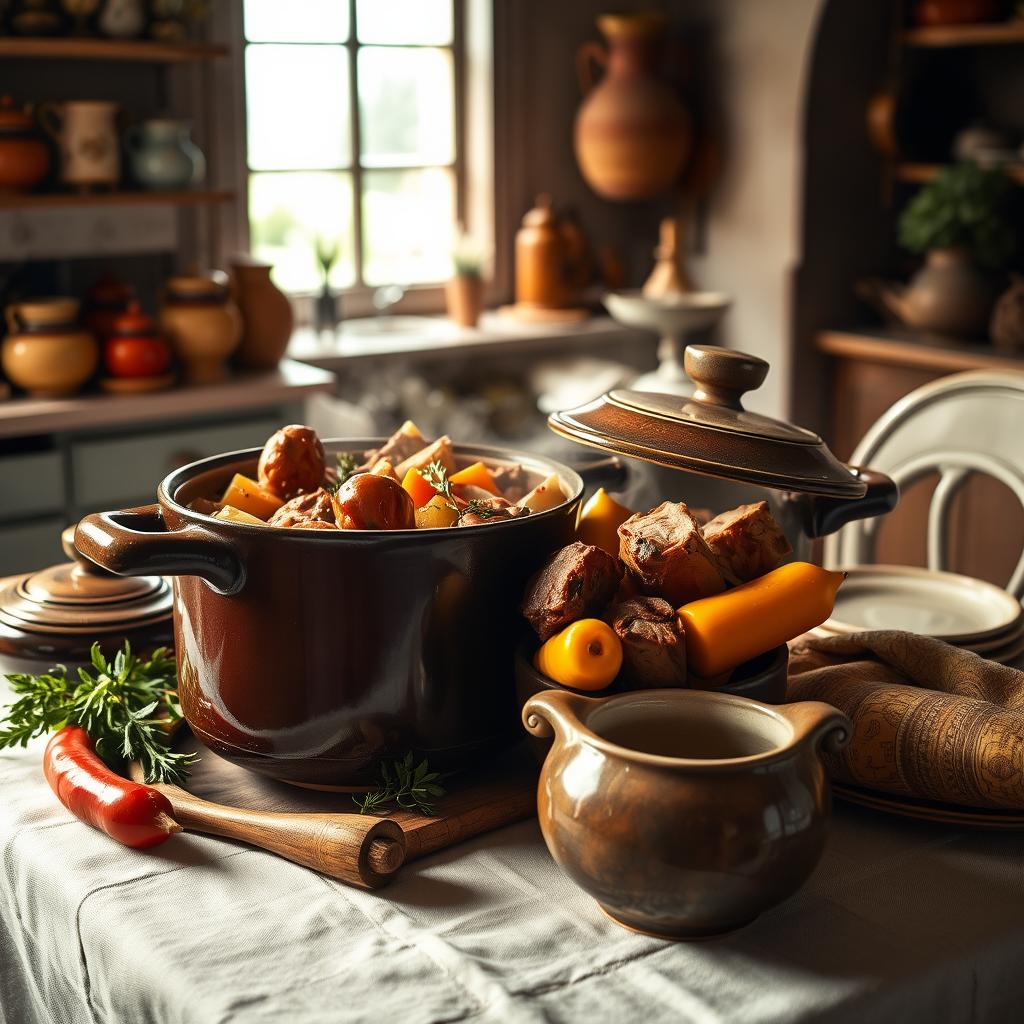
[523,688,850,939]
[75,441,584,789]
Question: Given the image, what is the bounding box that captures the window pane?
[362,168,454,286]
[249,172,356,293]
[246,45,349,170]
[244,0,349,43]
[356,0,452,45]
[358,47,453,167]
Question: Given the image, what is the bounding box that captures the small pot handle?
[803,466,899,540]
[575,454,628,493]
[575,40,607,94]
[75,504,245,595]
[778,701,850,756]
[522,689,598,745]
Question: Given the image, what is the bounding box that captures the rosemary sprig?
[352,752,446,817]
[335,451,360,485]
[0,642,198,786]
[417,461,499,521]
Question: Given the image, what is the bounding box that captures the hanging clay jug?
[230,258,294,369]
[574,12,691,201]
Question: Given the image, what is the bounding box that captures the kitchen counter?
[2,650,1023,1024]
[0,359,335,440]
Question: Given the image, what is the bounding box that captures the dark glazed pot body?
[523,689,849,938]
[76,441,583,788]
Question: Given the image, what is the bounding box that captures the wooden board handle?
[130,766,406,889]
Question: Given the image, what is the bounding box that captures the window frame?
[237,0,470,317]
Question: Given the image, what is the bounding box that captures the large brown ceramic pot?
[574,13,691,201]
[231,258,294,369]
[75,441,584,789]
[523,688,850,938]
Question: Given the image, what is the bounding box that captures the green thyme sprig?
[417,460,499,521]
[0,642,198,785]
[352,752,446,817]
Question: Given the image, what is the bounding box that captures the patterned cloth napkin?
[787,631,1024,810]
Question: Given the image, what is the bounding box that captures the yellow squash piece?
[415,493,459,529]
[678,561,846,677]
[534,618,623,692]
[213,504,267,526]
[219,473,284,521]
[577,487,632,555]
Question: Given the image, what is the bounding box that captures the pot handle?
[576,40,607,94]
[803,466,899,540]
[523,689,598,745]
[778,701,850,756]
[75,504,245,595]
[575,454,628,493]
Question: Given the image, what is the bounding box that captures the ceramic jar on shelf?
[98,0,146,38]
[82,273,135,342]
[230,257,293,369]
[126,119,206,191]
[104,303,173,386]
[2,297,98,397]
[160,272,242,384]
[38,101,120,191]
[0,96,51,193]
[514,195,588,310]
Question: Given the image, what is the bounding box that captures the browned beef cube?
[521,541,623,642]
[268,487,336,528]
[608,597,687,688]
[617,502,725,607]
[702,501,791,582]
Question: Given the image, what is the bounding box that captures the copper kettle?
[514,195,589,310]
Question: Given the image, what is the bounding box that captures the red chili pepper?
[43,726,181,849]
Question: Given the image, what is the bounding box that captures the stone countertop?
[0,360,336,440]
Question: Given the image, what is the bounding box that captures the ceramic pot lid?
[548,344,867,498]
[0,527,172,656]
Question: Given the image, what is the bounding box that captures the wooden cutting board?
[132,730,540,889]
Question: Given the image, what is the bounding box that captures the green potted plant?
[882,164,1016,337]
[445,230,486,328]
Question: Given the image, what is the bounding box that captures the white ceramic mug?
[39,101,120,189]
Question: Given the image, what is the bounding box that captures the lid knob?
[684,345,769,410]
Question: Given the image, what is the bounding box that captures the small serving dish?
[523,688,849,939]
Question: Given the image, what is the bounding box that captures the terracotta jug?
[230,258,294,369]
[160,272,242,383]
[514,195,588,310]
[574,12,691,201]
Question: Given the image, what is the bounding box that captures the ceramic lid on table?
[820,565,1022,643]
[0,527,172,660]
[548,345,868,498]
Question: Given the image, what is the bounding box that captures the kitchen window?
[242,0,463,304]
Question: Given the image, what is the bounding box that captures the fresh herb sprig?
[418,460,499,521]
[0,642,198,785]
[353,752,446,817]
[335,451,360,485]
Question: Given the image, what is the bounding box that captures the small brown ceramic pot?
[523,688,849,939]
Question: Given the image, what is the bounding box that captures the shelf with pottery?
[901,20,1024,48]
[0,37,227,63]
[0,189,233,210]
[816,326,1024,374]
[896,163,1024,186]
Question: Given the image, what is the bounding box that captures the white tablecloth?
[3,661,1024,1024]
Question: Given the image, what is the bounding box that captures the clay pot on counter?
[160,272,242,384]
[0,96,51,193]
[445,274,485,328]
[38,101,120,190]
[574,12,691,201]
[878,247,995,338]
[523,688,850,939]
[514,196,588,310]
[230,258,293,368]
[126,119,206,190]
[2,297,98,397]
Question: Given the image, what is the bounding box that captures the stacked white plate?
[814,565,1024,666]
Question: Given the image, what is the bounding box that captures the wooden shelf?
[0,37,226,63]
[902,20,1024,47]
[0,189,233,211]
[896,163,1024,186]
[816,327,1024,374]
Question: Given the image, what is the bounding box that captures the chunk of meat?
[293,520,339,531]
[257,425,326,500]
[458,496,530,527]
[702,501,791,582]
[268,488,336,529]
[617,501,725,607]
[491,463,529,503]
[362,420,427,468]
[394,436,456,480]
[607,597,687,688]
[521,541,623,642]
